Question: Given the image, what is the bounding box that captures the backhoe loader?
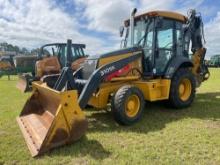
[16,40,87,92]
[17,9,209,157]
[0,55,14,71]
[0,55,14,78]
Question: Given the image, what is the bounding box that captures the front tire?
[112,85,145,125]
[168,68,196,108]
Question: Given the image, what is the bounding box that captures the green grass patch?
[0,69,220,164]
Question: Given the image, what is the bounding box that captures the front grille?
[82,59,97,79]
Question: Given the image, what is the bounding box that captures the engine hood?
[87,46,142,60]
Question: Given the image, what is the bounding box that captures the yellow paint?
[18,82,87,156]
[125,95,140,118]
[98,51,143,80]
[98,51,142,69]
[88,82,125,109]
[0,61,13,70]
[153,11,186,22]
[192,48,205,75]
[178,78,192,101]
[124,10,187,26]
[110,76,140,82]
[98,53,132,66]
[88,79,171,109]
[191,47,210,84]
[133,79,171,101]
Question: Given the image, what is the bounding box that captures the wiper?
[137,19,151,46]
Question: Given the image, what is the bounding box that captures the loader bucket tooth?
[17,82,88,157]
[16,74,32,92]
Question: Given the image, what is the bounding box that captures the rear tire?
[168,68,196,108]
[111,85,145,125]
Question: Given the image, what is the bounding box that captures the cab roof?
[125,10,187,26]
[41,43,86,49]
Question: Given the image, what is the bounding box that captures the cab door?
[154,19,175,75]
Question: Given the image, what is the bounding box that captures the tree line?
[0,42,40,55]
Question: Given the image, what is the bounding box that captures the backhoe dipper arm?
[185,9,204,52]
[184,9,210,83]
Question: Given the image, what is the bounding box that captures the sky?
[0,0,219,58]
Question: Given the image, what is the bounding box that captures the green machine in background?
[0,55,37,80]
[209,55,220,67]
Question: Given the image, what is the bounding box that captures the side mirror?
[119,26,124,37]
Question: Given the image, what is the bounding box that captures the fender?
[164,56,193,79]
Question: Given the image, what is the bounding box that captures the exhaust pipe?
[66,39,72,67]
[130,8,137,47]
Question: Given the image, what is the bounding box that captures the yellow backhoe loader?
[0,57,14,70]
[17,9,210,157]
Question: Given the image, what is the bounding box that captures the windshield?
[59,46,85,66]
[41,44,85,67]
[71,47,85,57]
[41,45,61,57]
[123,18,153,48]
[42,45,85,58]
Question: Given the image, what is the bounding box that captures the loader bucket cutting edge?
[17,82,88,157]
[16,75,32,92]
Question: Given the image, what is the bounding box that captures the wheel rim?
[125,95,140,118]
[178,78,192,101]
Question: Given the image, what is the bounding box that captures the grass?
[0,69,220,165]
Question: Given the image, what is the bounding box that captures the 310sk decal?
[100,66,116,76]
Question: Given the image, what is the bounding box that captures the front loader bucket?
[16,74,32,92]
[17,82,88,157]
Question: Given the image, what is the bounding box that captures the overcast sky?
[0,0,219,58]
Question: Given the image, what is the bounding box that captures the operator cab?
[120,11,188,76]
